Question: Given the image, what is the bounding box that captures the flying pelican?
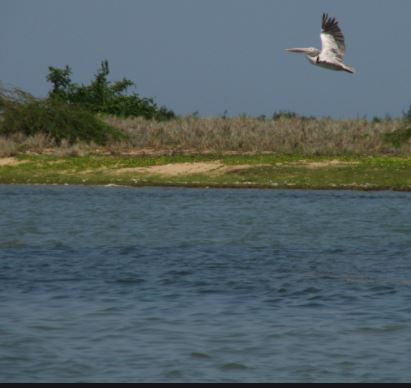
[286,13,355,74]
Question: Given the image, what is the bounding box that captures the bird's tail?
[342,64,355,74]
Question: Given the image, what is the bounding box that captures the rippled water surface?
[1,185,411,382]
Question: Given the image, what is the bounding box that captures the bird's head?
[285,47,319,57]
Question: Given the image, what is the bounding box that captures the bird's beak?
[285,48,309,54]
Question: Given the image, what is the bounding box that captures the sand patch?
[221,164,271,173]
[289,160,359,169]
[115,161,225,177]
[114,161,270,177]
[0,157,27,166]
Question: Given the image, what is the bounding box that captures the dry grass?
[0,132,100,157]
[105,116,410,155]
[0,116,409,157]
[0,136,19,157]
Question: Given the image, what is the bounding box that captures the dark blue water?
[0,185,410,382]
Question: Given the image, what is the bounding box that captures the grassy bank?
[105,115,410,155]
[1,116,410,190]
[1,154,410,191]
[1,116,411,158]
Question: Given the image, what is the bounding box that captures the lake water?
[0,185,410,382]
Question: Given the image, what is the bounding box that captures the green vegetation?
[0,60,175,147]
[272,110,315,121]
[383,105,411,148]
[384,125,411,148]
[47,60,175,120]
[0,154,409,191]
[0,89,125,145]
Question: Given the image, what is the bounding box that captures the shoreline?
[1,181,410,193]
[1,154,410,192]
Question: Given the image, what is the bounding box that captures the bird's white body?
[286,14,355,74]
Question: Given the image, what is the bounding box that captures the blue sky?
[2,0,411,118]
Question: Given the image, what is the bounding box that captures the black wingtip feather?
[322,13,340,33]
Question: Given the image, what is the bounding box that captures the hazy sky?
[2,0,411,118]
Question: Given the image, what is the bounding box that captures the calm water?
[0,185,410,382]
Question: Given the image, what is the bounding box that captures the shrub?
[384,125,411,148]
[383,105,411,148]
[272,110,315,121]
[0,88,126,145]
[47,60,176,120]
[272,110,297,120]
[403,104,411,122]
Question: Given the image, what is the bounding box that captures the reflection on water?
[0,186,410,382]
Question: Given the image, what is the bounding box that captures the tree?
[47,65,72,100]
[46,60,175,120]
[403,104,411,122]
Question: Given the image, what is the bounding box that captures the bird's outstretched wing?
[320,13,345,62]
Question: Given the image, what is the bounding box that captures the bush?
[272,110,315,121]
[403,104,411,122]
[383,104,411,148]
[384,125,411,148]
[0,89,126,145]
[47,60,176,120]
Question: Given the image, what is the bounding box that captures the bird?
[285,13,355,74]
